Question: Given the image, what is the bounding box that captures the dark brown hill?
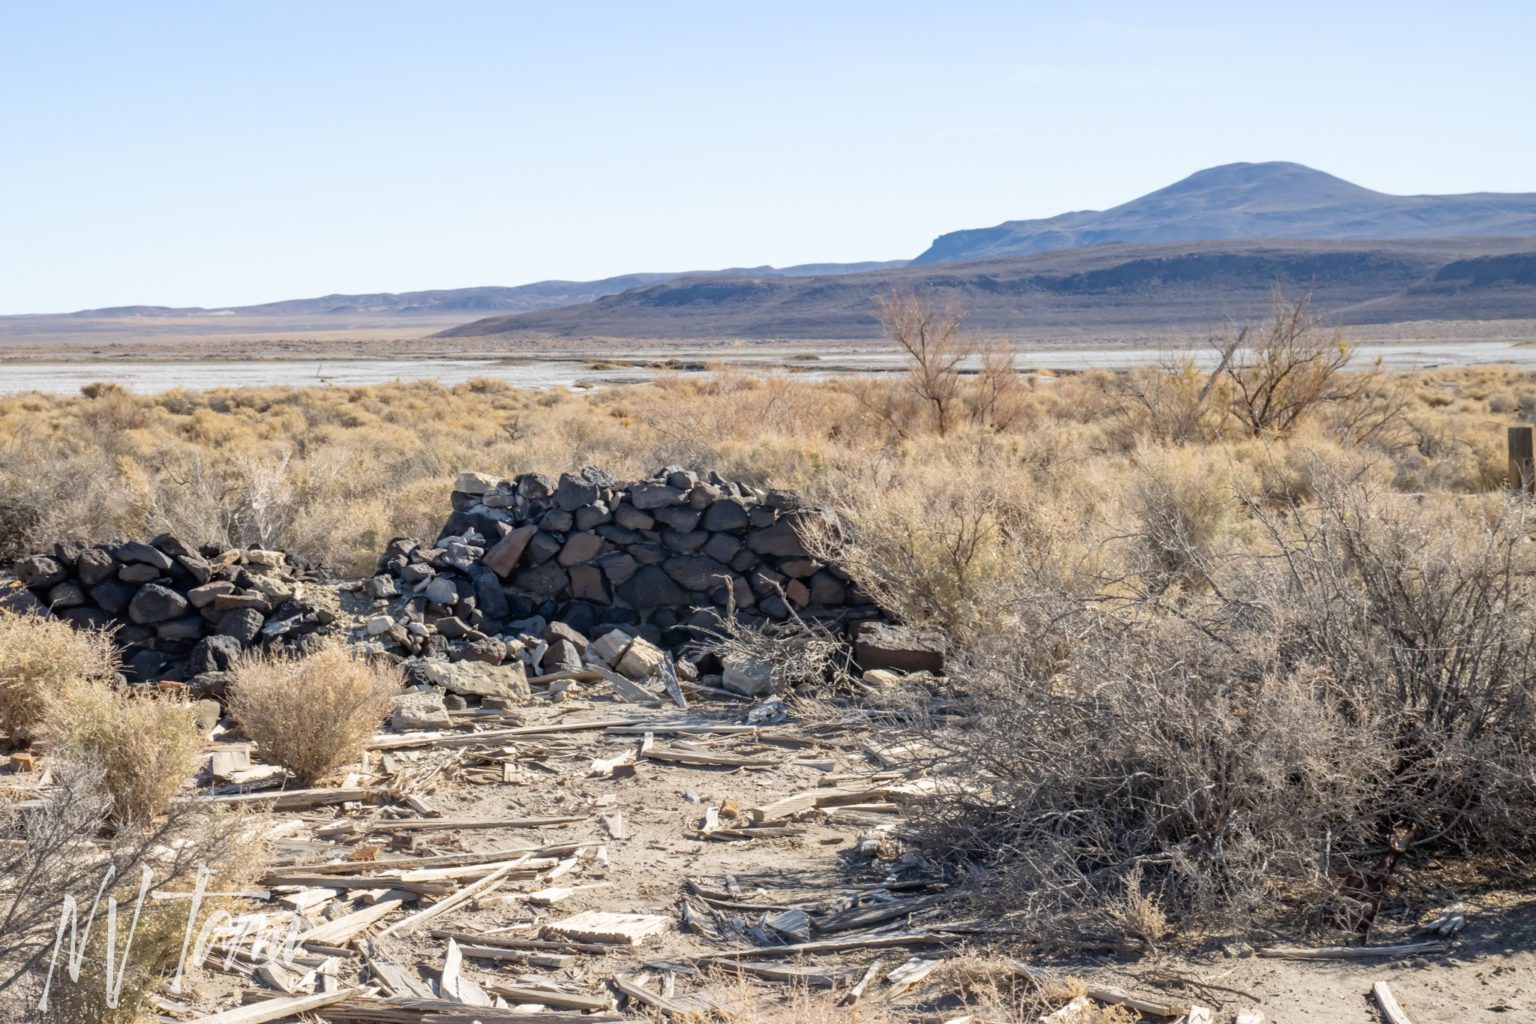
[438,238,1536,341]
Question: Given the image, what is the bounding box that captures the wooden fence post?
[1509,426,1534,492]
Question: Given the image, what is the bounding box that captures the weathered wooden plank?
[485,983,611,1011]
[376,863,518,938]
[815,895,940,934]
[1009,962,1188,1017]
[611,974,693,1018]
[354,815,585,833]
[1372,981,1415,1024]
[1257,941,1446,961]
[706,959,850,987]
[440,932,613,955]
[184,987,354,1023]
[185,787,373,810]
[366,719,633,751]
[296,899,406,945]
[884,956,942,994]
[644,745,779,768]
[660,654,687,709]
[707,931,952,960]
[545,911,672,946]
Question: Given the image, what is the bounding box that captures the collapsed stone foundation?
[6,467,936,700]
[6,538,332,689]
[360,466,886,675]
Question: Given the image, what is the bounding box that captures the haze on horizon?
[2,1,1533,315]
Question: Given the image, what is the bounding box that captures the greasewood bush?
[229,640,401,784]
[0,611,119,739]
[899,471,1536,936]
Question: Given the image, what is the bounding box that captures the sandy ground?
[140,663,1536,1024]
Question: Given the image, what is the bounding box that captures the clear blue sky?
[2,1,1532,314]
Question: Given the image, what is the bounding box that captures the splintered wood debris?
[97,671,1263,1024]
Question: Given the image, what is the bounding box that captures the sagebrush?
[229,641,400,784]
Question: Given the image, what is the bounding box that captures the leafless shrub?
[911,469,1536,938]
[1116,293,1402,446]
[877,291,971,438]
[694,596,853,695]
[0,761,260,1019]
[870,292,1026,438]
[229,640,401,785]
[971,338,1026,432]
[1222,291,1381,437]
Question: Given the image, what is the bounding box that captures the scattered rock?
[854,621,944,674]
[589,629,634,667]
[616,636,664,681]
[393,688,452,729]
[416,659,530,700]
[722,655,777,697]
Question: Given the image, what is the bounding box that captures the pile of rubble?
[9,537,333,689]
[358,467,889,680]
[4,468,940,700]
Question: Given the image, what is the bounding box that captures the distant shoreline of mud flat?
[7,330,1536,397]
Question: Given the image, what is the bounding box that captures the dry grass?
[40,679,204,825]
[0,351,1528,574]
[9,309,1536,942]
[229,640,401,785]
[704,956,1140,1024]
[0,610,118,739]
[0,610,200,823]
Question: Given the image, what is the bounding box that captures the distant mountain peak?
[913,162,1536,264]
[1149,161,1379,201]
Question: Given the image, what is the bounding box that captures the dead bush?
[1222,291,1376,437]
[0,611,119,740]
[695,601,854,696]
[0,761,260,1018]
[876,290,971,438]
[230,641,401,784]
[41,679,204,825]
[913,471,1536,938]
